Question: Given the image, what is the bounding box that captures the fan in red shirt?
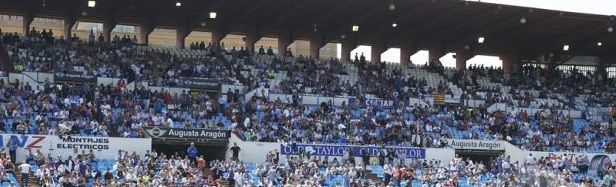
[394,165,406,187]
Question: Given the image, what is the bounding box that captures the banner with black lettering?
[0,134,151,162]
[143,127,231,141]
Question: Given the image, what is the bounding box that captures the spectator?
[230,142,241,161]
[187,142,198,165]
[17,160,32,187]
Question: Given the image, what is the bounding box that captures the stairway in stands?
[365,171,385,185]
[0,44,15,73]
[203,168,230,186]
[218,53,248,86]
[14,172,38,187]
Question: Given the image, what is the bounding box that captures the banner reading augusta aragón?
[279,143,426,159]
[143,127,231,140]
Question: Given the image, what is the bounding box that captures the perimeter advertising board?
[1,134,151,162]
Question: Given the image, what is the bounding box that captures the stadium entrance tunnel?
[152,140,228,161]
[455,149,505,168]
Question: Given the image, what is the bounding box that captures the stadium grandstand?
[1,0,616,186]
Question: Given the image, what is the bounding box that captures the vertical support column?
[23,11,34,36]
[244,31,260,55]
[428,44,446,66]
[455,49,474,70]
[277,32,292,57]
[599,56,616,79]
[340,38,357,62]
[371,45,384,64]
[139,24,154,45]
[309,35,324,59]
[399,43,416,66]
[102,21,115,43]
[176,27,189,49]
[211,27,225,51]
[501,52,520,73]
[64,13,77,39]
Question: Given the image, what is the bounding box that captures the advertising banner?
[447,139,505,150]
[54,73,96,83]
[143,127,231,141]
[181,77,221,90]
[0,134,151,162]
[348,98,407,109]
[280,143,425,159]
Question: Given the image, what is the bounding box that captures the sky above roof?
[478,0,616,16]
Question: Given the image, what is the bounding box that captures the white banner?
[0,134,152,162]
[447,139,505,150]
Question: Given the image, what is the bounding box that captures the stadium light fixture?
[562,44,570,51]
[88,0,96,8]
[392,23,397,28]
[609,25,614,33]
[352,25,359,32]
[175,1,181,7]
[389,2,396,11]
[520,17,527,24]
[478,36,485,44]
[209,12,217,19]
[597,42,602,46]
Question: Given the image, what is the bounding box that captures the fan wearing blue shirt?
[187,142,198,165]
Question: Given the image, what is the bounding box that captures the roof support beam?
[523,21,604,58]
[102,0,136,42]
[397,4,466,42]
[368,1,432,41]
[265,0,314,30]
[223,1,268,33]
[319,1,389,42]
[450,9,533,44]
[145,3,176,33]
[489,12,562,44]
[432,5,509,41]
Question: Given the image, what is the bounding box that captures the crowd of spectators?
[3,28,616,154]
[3,28,239,87]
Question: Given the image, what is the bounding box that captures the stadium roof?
[1,0,615,58]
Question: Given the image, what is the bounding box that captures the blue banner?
[280,144,425,159]
[348,98,407,109]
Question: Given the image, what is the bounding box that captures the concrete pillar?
[371,45,385,64]
[102,22,115,43]
[211,27,225,51]
[176,27,189,49]
[502,52,520,73]
[244,32,260,55]
[599,56,616,78]
[63,14,77,39]
[340,39,357,62]
[277,34,291,57]
[428,44,446,66]
[22,12,34,36]
[309,37,324,59]
[400,43,416,66]
[455,49,474,70]
[139,25,153,45]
